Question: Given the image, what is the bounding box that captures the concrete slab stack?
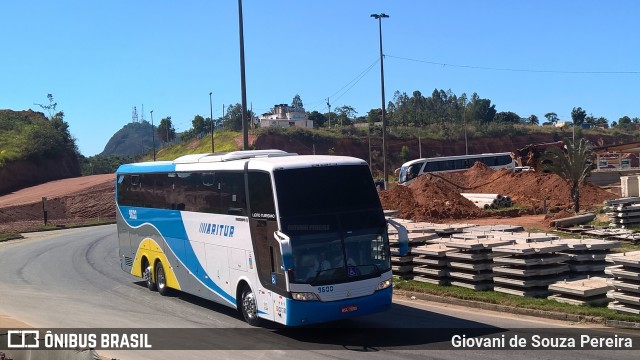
[551,238,619,277]
[479,231,560,244]
[492,242,570,297]
[411,244,456,285]
[605,251,640,315]
[443,238,515,291]
[548,277,612,306]
[462,224,525,233]
[605,197,640,228]
[388,221,440,279]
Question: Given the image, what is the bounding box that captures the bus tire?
[143,258,157,291]
[240,286,261,326]
[155,261,170,296]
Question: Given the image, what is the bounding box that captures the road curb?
[393,289,640,329]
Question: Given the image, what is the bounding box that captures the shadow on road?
[133,280,506,350]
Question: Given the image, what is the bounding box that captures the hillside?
[100,121,158,156]
[0,109,80,194]
[252,127,636,178]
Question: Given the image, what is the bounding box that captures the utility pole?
[371,13,389,188]
[238,0,249,150]
[463,101,468,155]
[368,125,372,172]
[419,136,422,158]
[326,98,331,128]
[209,92,214,153]
[150,110,156,161]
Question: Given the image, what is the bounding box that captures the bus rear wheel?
[155,261,170,296]
[240,286,261,326]
[143,260,156,291]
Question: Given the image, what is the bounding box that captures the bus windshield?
[273,165,390,285]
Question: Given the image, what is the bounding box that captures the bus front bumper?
[285,287,392,326]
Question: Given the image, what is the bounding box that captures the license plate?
[341,305,358,313]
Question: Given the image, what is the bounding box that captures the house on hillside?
[259,104,314,128]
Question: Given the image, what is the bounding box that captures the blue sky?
[2,1,639,156]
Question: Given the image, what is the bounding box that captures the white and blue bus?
[116,150,407,326]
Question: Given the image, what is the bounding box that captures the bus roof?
[116,150,368,174]
[401,152,513,167]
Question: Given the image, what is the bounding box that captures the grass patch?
[151,131,241,161]
[0,233,23,242]
[394,278,640,323]
[613,242,640,253]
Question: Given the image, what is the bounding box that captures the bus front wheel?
[240,286,261,326]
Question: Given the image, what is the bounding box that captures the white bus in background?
[398,152,516,184]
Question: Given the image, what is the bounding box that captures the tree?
[34,94,77,153]
[527,114,539,126]
[571,107,587,127]
[494,111,521,123]
[595,117,609,129]
[618,115,632,129]
[307,110,326,128]
[291,94,304,109]
[542,137,594,213]
[584,114,596,128]
[223,103,254,131]
[192,115,207,135]
[466,93,496,124]
[157,116,176,143]
[334,105,357,127]
[544,112,559,125]
[34,93,58,119]
[400,145,410,162]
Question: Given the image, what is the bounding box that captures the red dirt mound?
[379,163,617,222]
[379,174,485,221]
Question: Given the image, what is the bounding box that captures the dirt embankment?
[0,174,115,234]
[379,163,617,223]
[0,154,81,196]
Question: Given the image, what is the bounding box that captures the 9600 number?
[317,286,334,293]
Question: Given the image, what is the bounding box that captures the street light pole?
[371,13,389,188]
[238,0,249,150]
[209,92,214,153]
[150,110,156,161]
[463,101,468,155]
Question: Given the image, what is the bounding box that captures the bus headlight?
[376,279,392,291]
[292,292,319,301]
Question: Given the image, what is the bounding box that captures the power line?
[308,58,380,111]
[386,54,640,75]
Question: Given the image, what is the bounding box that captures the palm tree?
[542,137,594,213]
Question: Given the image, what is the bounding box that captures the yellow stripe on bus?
[131,238,181,291]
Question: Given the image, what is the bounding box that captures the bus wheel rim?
[243,291,257,320]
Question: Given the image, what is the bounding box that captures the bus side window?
[200,172,246,215]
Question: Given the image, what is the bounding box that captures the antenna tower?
[132,106,138,123]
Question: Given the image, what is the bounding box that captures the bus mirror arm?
[274,230,294,271]
[387,219,409,256]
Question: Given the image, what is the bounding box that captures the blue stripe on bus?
[120,206,236,305]
[285,287,392,326]
[116,162,176,174]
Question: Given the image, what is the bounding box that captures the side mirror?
[274,230,294,270]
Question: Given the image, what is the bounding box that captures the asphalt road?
[0,225,637,359]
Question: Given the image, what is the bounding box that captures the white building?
[259,104,314,128]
